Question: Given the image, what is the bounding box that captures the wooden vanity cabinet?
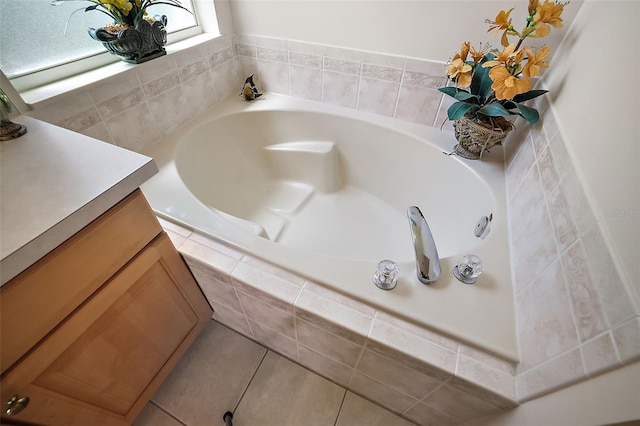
[0,189,213,425]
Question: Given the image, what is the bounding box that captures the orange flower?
[446,58,473,87]
[523,46,550,77]
[482,44,518,68]
[453,42,471,62]
[533,0,565,38]
[486,8,514,47]
[470,43,491,64]
[489,66,531,100]
[528,0,539,16]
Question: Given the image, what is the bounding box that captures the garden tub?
[141,93,518,361]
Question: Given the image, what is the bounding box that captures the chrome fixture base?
[373,260,399,290]
[0,122,27,141]
[453,265,478,284]
[453,254,483,284]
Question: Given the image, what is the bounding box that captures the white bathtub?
[141,93,518,360]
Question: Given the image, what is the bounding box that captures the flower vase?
[452,113,513,160]
[89,15,168,64]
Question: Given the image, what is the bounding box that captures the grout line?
[232,348,270,414]
[333,390,349,426]
[148,400,190,426]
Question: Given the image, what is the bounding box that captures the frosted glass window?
[0,0,198,79]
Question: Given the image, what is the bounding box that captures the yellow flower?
[533,0,565,38]
[523,46,550,77]
[482,43,517,68]
[446,58,473,88]
[489,66,531,100]
[528,0,539,16]
[486,8,514,47]
[453,42,471,63]
[470,43,490,64]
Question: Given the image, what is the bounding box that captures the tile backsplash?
[235,34,452,130]
[27,35,242,153]
[22,32,639,409]
[503,100,639,401]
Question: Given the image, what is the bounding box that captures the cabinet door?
[1,234,212,426]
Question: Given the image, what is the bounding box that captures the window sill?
[19,33,222,108]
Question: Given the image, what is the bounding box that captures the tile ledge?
[20,33,221,107]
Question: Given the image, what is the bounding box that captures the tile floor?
[134,320,417,426]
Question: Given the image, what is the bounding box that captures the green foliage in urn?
[52,0,190,30]
[439,0,568,125]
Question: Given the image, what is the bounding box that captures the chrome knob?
[5,394,30,416]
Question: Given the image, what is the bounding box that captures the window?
[0,0,203,91]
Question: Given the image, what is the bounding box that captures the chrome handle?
[5,394,30,416]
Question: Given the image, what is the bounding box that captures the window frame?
[4,0,219,95]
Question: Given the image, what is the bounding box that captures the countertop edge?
[0,159,158,286]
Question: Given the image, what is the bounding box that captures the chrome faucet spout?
[407,206,440,284]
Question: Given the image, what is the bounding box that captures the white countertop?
[0,116,158,285]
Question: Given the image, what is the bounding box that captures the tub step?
[264,141,340,193]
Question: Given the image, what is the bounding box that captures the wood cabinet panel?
[1,234,213,425]
[0,190,162,374]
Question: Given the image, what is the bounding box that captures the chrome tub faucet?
[407,206,440,284]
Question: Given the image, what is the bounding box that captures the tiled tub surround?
[159,218,517,426]
[233,34,640,408]
[235,34,455,131]
[25,35,243,153]
[503,97,640,402]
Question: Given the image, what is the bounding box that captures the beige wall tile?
[208,300,253,338]
[367,320,456,381]
[613,317,640,364]
[356,350,441,399]
[294,290,372,345]
[237,291,296,339]
[581,333,621,376]
[356,77,399,117]
[180,238,241,278]
[241,256,305,287]
[297,345,354,388]
[188,232,244,260]
[582,226,635,328]
[516,260,579,372]
[560,241,608,342]
[394,84,441,126]
[297,319,363,367]
[189,260,244,313]
[516,348,586,402]
[231,261,301,311]
[249,320,299,361]
[303,281,376,317]
[404,401,460,426]
[422,384,502,422]
[453,355,516,404]
[349,373,418,414]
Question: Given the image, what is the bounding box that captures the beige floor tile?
[151,321,267,426]
[232,351,345,426]
[133,402,184,426]
[336,392,417,426]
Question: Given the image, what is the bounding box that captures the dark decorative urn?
[89,15,168,64]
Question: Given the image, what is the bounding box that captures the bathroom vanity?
[0,117,212,425]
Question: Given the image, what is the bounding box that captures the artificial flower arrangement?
[439,0,568,128]
[53,0,191,63]
[53,0,190,33]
